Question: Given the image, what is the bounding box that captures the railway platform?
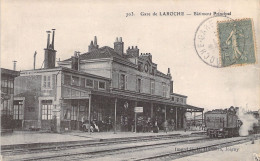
[0,130,205,149]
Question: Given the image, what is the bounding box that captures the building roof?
[1,68,20,77]
[20,66,111,81]
[62,46,170,78]
[170,93,188,98]
[64,46,130,63]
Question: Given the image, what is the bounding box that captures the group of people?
[136,117,176,133]
[81,120,113,132]
[81,116,177,133]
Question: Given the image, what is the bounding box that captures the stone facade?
[13,32,203,133]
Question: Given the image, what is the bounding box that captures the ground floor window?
[1,99,11,115]
[71,105,78,120]
[13,100,23,120]
[41,100,53,120]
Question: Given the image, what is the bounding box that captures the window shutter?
[42,75,46,88]
[125,75,128,90]
[118,73,120,89]
[141,79,143,93]
[136,77,138,92]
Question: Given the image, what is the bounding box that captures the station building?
[14,30,203,132]
[1,68,20,131]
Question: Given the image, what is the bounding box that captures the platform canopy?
[184,104,204,112]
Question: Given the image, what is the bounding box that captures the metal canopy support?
[202,111,204,126]
[114,98,117,134]
[164,105,167,122]
[77,100,80,130]
[176,107,178,129]
[194,112,196,126]
[135,101,138,133]
[151,102,153,118]
[88,94,92,134]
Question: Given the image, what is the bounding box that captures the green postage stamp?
[217,18,256,67]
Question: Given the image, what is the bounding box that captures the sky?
[1,0,259,111]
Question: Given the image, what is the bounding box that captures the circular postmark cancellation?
[195,16,257,68]
[194,16,232,68]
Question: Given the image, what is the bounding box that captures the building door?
[41,100,53,130]
[71,105,78,130]
[13,100,24,129]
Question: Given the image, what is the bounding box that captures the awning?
[184,104,204,112]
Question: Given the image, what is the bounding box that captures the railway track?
[134,137,252,161]
[4,134,257,161]
[3,136,209,161]
[55,135,258,161]
[2,133,191,155]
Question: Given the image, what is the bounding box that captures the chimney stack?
[51,29,55,50]
[13,61,17,71]
[126,45,139,57]
[94,36,97,46]
[88,36,99,52]
[71,51,80,71]
[167,68,171,77]
[44,29,57,69]
[170,80,173,93]
[33,51,37,70]
[114,37,124,56]
[46,31,51,49]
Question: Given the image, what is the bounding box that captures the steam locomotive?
[204,106,260,138]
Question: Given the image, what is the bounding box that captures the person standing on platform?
[163,120,168,133]
[153,118,159,133]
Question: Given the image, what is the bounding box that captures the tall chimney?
[71,51,80,71]
[33,51,37,70]
[13,61,17,71]
[77,52,80,71]
[170,80,173,93]
[114,37,124,56]
[88,36,99,52]
[94,36,97,46]
[167,68,171,77]
[51,29,55,49]
[44,29,57,69]
[126,45,139,57]
[46,31,51,49]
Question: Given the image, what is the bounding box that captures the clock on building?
[144,63,149,73]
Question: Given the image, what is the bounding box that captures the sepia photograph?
[0,0,259,160]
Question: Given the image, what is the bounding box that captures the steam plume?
[237,108,258,136]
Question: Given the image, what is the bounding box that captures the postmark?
[194,16,232,68]
[217,18,257,67]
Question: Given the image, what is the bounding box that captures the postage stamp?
[194,16,232,68]
[217,18,257,67]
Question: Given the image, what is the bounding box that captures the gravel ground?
[176,138,260,161]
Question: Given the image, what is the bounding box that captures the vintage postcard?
[1,0,259,161]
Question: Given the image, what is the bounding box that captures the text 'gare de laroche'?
[126,11,231,17]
